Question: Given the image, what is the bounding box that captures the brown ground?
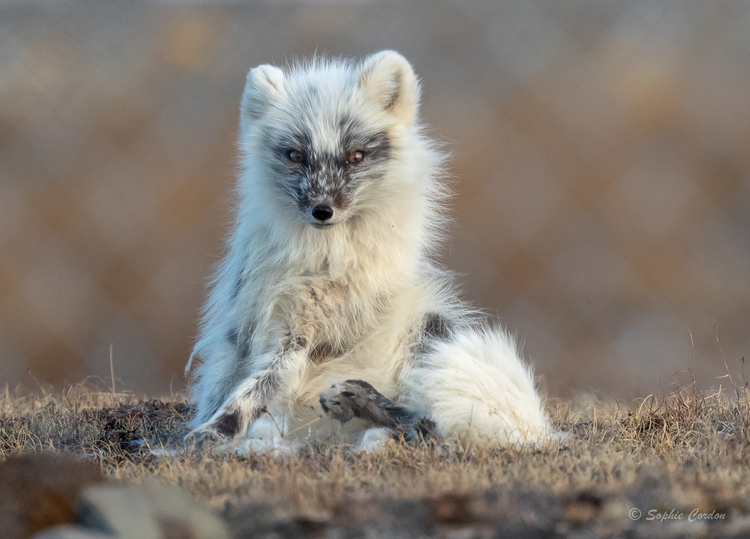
[1,381,750,538]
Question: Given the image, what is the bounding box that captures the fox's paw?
[215,436,302,457]
[354,427,393,453]
[319,379,424,434]
[184,423,230,450]
[319,382,360,423]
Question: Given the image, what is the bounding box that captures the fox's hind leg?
[319,380,436,444]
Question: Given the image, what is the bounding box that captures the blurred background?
[0,0,748,399]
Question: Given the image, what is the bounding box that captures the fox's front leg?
[189,332,311,442]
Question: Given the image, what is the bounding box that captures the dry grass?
[2,378,750,537]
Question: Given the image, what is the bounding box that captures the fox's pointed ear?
[240,65,285,130]
[358,51,420,124]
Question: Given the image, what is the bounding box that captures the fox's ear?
[358,51,420,124]
[240,64,285,129]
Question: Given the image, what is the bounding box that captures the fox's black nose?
[312,205,334,222]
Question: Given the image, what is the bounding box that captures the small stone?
[77,480,229,539]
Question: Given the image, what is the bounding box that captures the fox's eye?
[288,150,305,163]
[346,150,364,164]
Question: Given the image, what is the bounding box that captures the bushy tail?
[403,327,553,446]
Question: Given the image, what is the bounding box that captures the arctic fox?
[186,51,552,450]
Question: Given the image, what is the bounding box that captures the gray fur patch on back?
[412,312,454,357]
[423,312,453,341]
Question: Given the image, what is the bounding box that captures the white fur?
[186,51,553,450]
[216,415,302,457]
[354,428,393,453]
[403,329,551,446]
[240,64,285,130]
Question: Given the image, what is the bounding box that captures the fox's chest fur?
[272,272,386,353]
[245,226,422,389]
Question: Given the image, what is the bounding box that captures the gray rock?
[77,480,230,539]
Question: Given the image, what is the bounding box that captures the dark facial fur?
[262,114,391,226]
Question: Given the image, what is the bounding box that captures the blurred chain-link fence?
[1,0,749,398]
